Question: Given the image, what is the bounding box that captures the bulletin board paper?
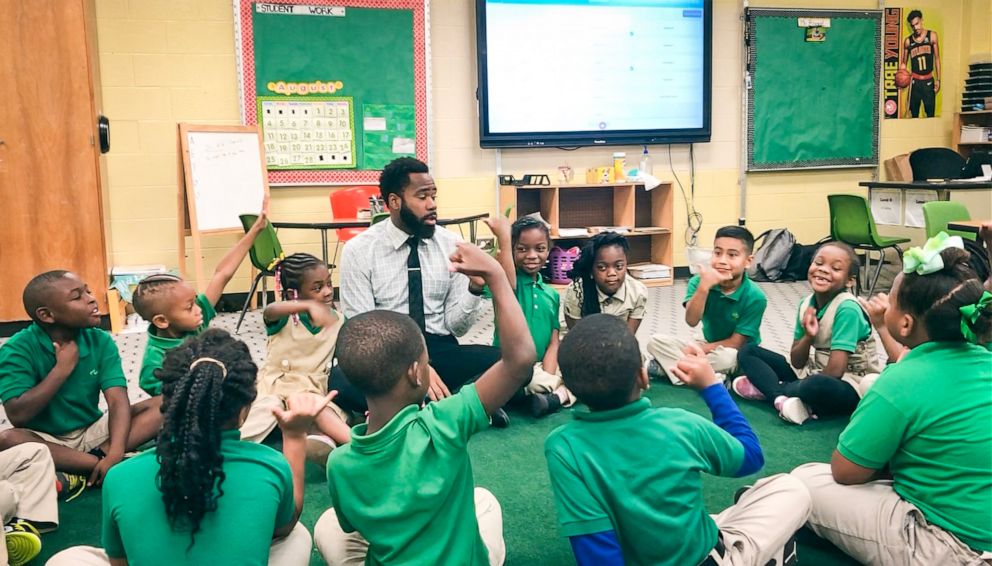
[185,130,267,232]
[869,189,902,226]
[362,103,416,170]
[259,97,356,169]
[904,189,938,228]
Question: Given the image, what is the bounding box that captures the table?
[272,213,490,264]
[947,220,988,234]
[860,180,992,199]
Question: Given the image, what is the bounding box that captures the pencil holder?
[548,246,581,285]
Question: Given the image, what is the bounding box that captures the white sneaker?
[778,398,811,425]
[305,434,336,467]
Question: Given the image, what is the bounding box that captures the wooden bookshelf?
[953,110,992,158]
[499,180,674,287]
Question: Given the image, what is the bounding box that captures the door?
[0,0,108,322]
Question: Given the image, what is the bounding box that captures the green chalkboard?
[238,1,427,183]
[747,9,881,170]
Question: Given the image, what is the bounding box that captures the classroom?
[0,0,990,564]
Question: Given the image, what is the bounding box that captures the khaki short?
[31,413,109,453]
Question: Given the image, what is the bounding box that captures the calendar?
[257,97,356,170]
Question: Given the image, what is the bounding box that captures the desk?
[860,181,992,199]
[947,220,988,234]
[272,213,490,264]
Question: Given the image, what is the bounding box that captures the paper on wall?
[870,189,902,225]
[364,116,387,131]
[392,137,415,154]
[904,189,938,228]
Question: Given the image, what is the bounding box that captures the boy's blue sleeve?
[570,531,626,566]
[699,384,763,477]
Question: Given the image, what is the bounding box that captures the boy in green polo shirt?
[313,242,535,566]
[0,271,162,489]
[647,226,767,384]
[546,314,809,565]
[486,215,574,418]
[133,205,268,396]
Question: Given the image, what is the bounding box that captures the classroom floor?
[7,263,902,565]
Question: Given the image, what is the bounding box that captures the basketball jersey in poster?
[907,32,935,76]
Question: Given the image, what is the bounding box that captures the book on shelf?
[587,226,631,234]
[628,262,671,280]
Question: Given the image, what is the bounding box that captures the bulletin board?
[746,9,881,170]
[235,0,429,185]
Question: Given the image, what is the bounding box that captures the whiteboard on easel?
[182,127,267,232]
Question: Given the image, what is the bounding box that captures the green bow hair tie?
[960,291,992,345]
[902,232,964,275]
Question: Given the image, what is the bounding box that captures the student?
[486,216,573,418]
[0,271,161,489]
[132,202,268,397]
[0,443,59,566]
[563,232,647,333]
[792,238,992,564]
[313,242,535,566]
[646,226,766,385]
[544,314,810,565]
[47,329,323,566]
[733,243,882,424]
[240,252,350,463]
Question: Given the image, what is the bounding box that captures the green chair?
[922,201,975,241]
[827,194,911,296]
[236,214,284,334]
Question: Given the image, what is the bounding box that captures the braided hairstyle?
[567,232,630,317]
[133,274,183,321]
[154,328,258,549]
[274,252,326,301]
[896,248,992,343]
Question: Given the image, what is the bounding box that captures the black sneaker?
[489,408,510,428]
[764,535,798,566]
[646,359,666,381]
[530,393,563,418]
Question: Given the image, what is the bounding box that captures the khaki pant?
[524,364,576,406]
[241,393,350,443]
[0,443,59,566]
[647,333,738,385]
[31,414,109,452]
[791,463,991,565]
[700,474,811,565]
[314,487,505,566]
[46,521,313,566]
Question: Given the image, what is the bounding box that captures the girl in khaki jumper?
[240,253,350,463]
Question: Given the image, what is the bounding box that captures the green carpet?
[34,386,859,565]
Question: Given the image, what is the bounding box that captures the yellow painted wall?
[94,0,990,291]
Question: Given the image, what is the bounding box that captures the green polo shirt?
[0,323,126,435]
[491,270,560,360]
[545,397,743,565]
[838,342,992,552]
[102,429,294,565]
[684,275,767,345]
[138,293,216,396]
[792,294,871,352]
[326,384,491,566]
[265,310,321,336]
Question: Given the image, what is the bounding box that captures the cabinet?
[499,181,674,287]
[952,111,992,158]
[0,0,108,322]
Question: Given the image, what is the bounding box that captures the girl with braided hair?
[240,253,350,465]
[48,328,330,565]
[793,233,992,564]
[563,231,648,334]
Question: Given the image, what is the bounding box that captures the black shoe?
[530,393,563,418]
[646,359,666,381]
[490,408,510,428]
[733,485,752,504]
[764,535,798,566]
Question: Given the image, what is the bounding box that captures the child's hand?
[449,242,501,279]
[698,264,730,290]
[307,301,337,328]
[426,365,451,401]
[858,293,889,329]
[483,216,512,243]
[88,453,123,487]
[273,391,337,437]
[251,193,270,232]
[802,306,819,337]
[53,340,79,372]
[669,343,720,390]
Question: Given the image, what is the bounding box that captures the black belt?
[698,535,726,566]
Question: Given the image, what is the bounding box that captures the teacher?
[331,158,505,424]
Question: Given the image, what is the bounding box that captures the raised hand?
[449,242,501,278]
[669,343,720,390]
[858,293,889,329]
[802,307,819,338]
[273,391,338,437]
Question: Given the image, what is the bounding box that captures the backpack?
[749,229,828,282]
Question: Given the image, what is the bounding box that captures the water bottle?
[639,146,651,176]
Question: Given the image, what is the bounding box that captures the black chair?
[908,148,966,181]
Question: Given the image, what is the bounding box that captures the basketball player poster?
[883,7,943,119]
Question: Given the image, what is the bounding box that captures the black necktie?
[407,237,426,332]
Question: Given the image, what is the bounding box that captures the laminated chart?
[258,97,355,169]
